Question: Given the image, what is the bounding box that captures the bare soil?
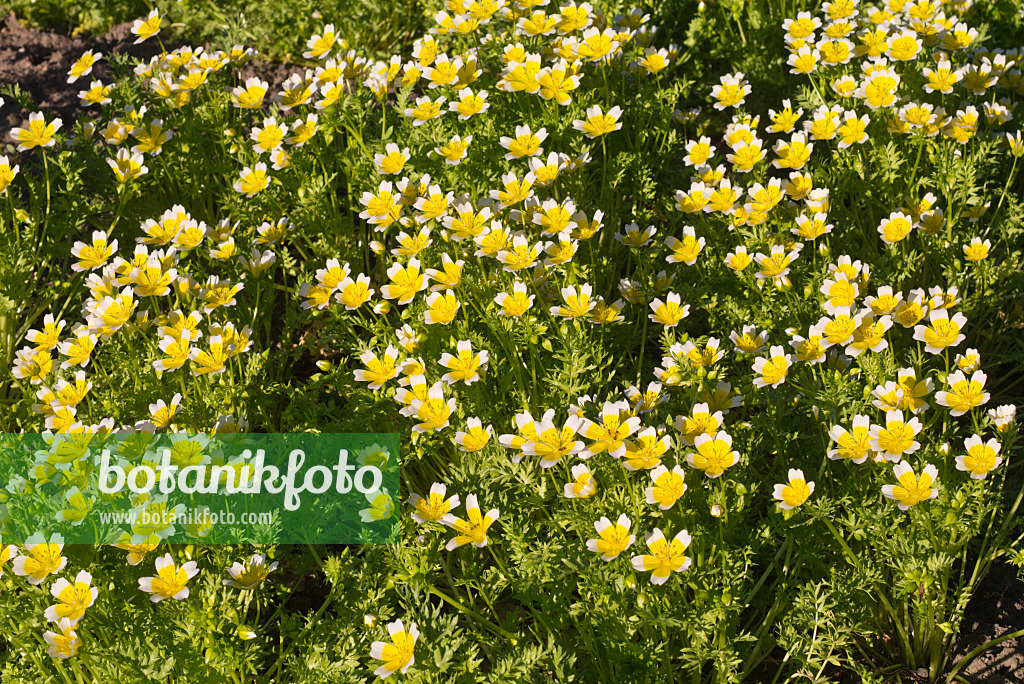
[0,11,293,132]
[0,12,157,129]
[952,562,1024,683]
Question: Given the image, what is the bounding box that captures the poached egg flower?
[370,619,419,679]
[630,528,692,585]
[882,461,939,510]
[138,553,199,602]
[441,493,499,549]
[572,105,623,138]
[773,469,814,509]
[587,514,635,561]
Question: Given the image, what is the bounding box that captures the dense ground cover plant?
[2,0,1024,681]
[4,0,426,62]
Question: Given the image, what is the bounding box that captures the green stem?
[993,154,1018,219]
[35,150,53,253]
[487,543,509,577]
[819,516,915,660]
[907,131,926,192]
[426,585,518,642]
[260,583,338,684]
[945,627,1024,682]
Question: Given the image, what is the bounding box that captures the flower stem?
[426,585,518,642]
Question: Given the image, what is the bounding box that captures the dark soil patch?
[282,569,331,615]
[238,61,295,98]
[0,11,295,133]
[0,11,163,129]
[951,562,1024,683]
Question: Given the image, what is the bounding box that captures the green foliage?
[1,0,1024,682]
